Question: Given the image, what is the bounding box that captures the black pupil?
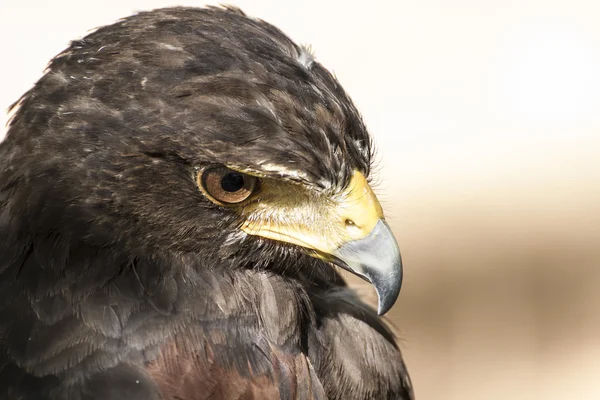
[221,173,245,192]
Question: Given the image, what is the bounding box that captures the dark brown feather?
[147,332,326,400]
[0,6,414,400]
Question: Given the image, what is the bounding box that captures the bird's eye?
[198,166,258,205]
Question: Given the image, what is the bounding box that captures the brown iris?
[198,166,257,205]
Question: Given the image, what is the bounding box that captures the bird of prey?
[0,6,414,400]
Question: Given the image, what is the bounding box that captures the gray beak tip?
[333,219,403,316]
[374,264,403,315]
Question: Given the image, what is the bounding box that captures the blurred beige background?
[2,1,600,399]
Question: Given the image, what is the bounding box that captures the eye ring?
[197,166,258,205]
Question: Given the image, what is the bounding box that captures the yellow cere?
[240,170,384,254]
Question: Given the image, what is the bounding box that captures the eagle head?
[2,6,402,314]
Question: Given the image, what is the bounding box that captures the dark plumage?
[0,6,413,400]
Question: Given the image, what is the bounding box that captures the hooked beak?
[332,219,402,315]
[240,171,403,315]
